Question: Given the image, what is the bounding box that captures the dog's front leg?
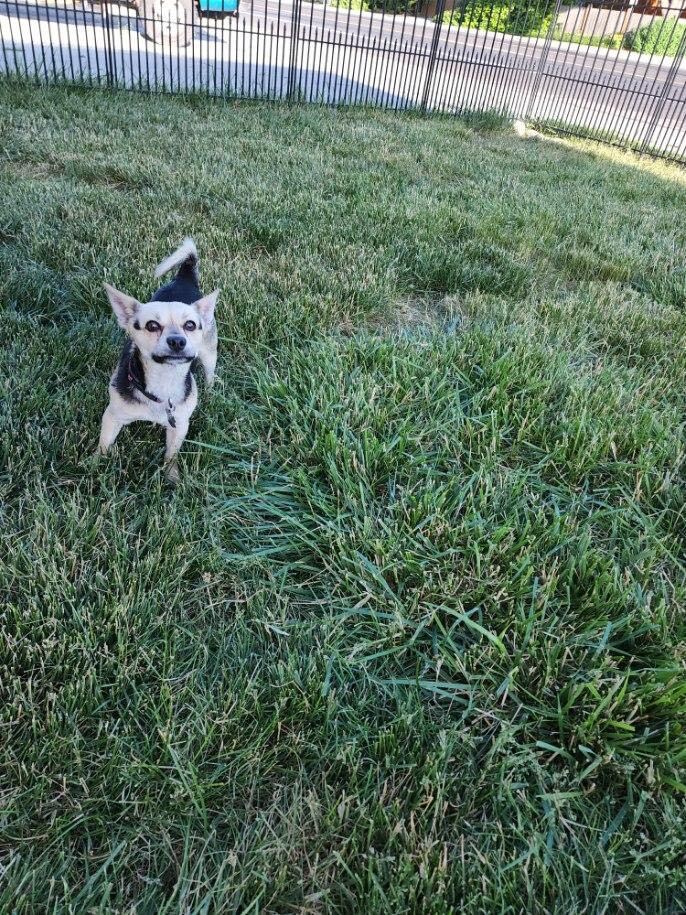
[198,324,218,388]
[164,417,189,483]
[98,406,124,455]
[199,348,217,388]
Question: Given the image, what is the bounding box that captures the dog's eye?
[145,320,161,333]
[183,320,197,332]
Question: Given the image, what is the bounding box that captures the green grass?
[2,82,686,913]
[552,30,624,51]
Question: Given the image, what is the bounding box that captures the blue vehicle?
[197,0,239,15]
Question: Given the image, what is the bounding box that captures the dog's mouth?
[152,354,195,364]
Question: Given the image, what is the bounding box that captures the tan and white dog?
[97,238,218,482]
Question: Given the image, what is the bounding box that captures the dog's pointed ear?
[104,283,139,329]
[194,289,219,325]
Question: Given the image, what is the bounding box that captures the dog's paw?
[87,450,107,473]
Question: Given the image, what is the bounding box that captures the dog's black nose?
[167,335,187,352]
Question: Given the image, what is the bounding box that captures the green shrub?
[443,0,511,32]
[328,0,367,9]
[330,0,421,11]
[553,30,624,50]
[623,19,686,56]
[505,0,554,35]
[442,0,554,36]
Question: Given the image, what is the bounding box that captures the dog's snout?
[167,334,187,352]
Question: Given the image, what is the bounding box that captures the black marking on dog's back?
[152,250,201,305]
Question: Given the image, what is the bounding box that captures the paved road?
[2,0,685,155]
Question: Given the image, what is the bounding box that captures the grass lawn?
[2,82,686,913]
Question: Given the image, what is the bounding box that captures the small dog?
[98,238,218,482]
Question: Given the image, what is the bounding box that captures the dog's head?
[104,284,218,364]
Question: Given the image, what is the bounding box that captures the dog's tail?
[154,237,199,284]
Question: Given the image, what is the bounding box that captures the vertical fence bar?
[639,26,686,155]
[21,0,42,83]
[420,0,445,113]
[102,0,115,88]
[64,0,78,83]
[523,0,563,123]
[286,0,302,102]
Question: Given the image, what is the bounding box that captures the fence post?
[286,0,303,103]
[639,29,686,155]
[420,0,446,114]
[101,1,116,88]
[523,0,563,123]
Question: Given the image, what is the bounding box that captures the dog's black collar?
[125,348,194,420]
[127,350,162,403]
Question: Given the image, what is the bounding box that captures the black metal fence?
[2,0,686,159]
